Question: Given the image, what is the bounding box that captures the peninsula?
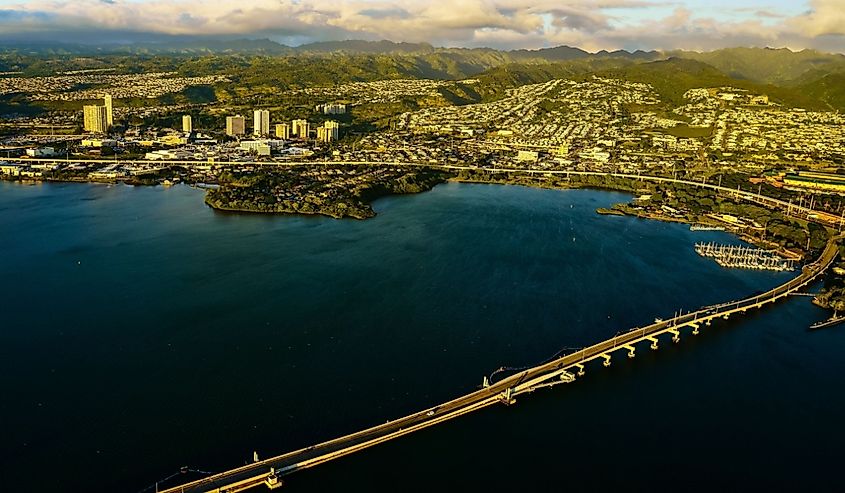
[204,166,447,219]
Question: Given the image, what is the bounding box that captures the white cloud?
[790,0,845,38]
[0,0,842,53]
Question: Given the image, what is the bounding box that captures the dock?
[695,242,795,271]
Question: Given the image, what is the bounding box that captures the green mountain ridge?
[794,70,845,111]
[3,40,845,113]
[670,47,845,85]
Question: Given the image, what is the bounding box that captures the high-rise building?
[182,115,193,133]
[83,104,109,133]
[103,94,113,126]
[317,121,340,143]
[226,115,246,136]
[82,95,113,133]
[316,127,328,143]
[275,123,291,140]
[291,119,310,139]
[325,121,340,140]
[315,103,347,115]
[253,110,270,136]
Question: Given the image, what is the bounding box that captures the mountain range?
[2,39,845,111]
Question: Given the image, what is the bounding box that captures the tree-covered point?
[205,166,449,219]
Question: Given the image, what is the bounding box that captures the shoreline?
[608,207,805,259]
[5,173,817,258]
[203,169,447,220]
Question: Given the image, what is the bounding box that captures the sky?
[0,0,843,53]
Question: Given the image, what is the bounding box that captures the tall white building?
[275,123,291,140]
[82,95,113,133]
[315,103,346,115]
[226,115,246,136]
[182,115,193,133]
[317,120,340,142]
[253,110,270,136]
[83,104,109,133]
[103,94,113,126]
[291,119,310,139]
[325,121,340,140]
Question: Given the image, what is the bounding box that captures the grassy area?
[663,124,712,138]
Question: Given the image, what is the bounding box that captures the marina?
[695,242,795,271]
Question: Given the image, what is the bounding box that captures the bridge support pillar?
[668,328,680,343]
[502,387,516,405]
[705,318,712,326]
[623,345,636,358]
[265,468,283,490]
[575,363,585,377]
[482,376,490,388]
[647,336,659,350]
[560,371,576,383]
[690,323,700,335]
[601,354,611,367]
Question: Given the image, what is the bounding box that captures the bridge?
[156,238,840,492]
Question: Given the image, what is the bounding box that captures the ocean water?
[0,181,842,492]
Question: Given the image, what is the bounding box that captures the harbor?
[695,242,795,271]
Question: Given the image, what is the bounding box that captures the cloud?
[0,0,842,53]
[790,0,845,38]
[357,8,411,20]
[549,7,611,32]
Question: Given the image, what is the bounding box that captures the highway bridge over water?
[155,236,839,493]
[141,177,839,491]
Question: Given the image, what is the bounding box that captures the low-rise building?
[25,147,57,157]
[517,150,539,162]
[784,171,845,193]
[0,163,23,176]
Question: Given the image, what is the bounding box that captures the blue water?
[0,181,842,492]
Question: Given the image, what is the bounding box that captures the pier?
[157,234,840,493]
[694,242,795,271]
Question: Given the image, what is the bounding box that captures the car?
[426,411,435,417]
